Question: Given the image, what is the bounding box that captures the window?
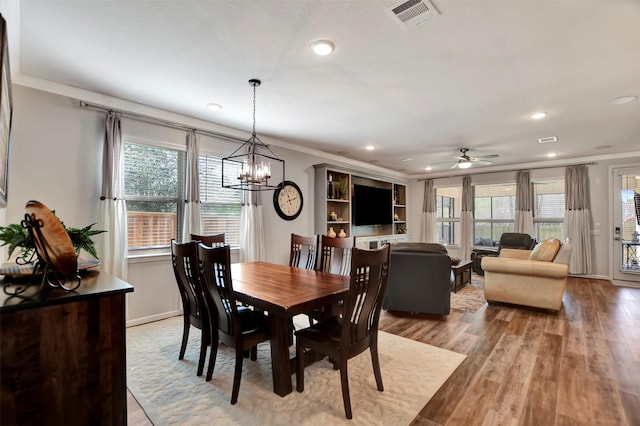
[124,142,184,254]
[533,180,564,241]
[474,183,515,244]
[199,154,242,246]
[436,187,461,245]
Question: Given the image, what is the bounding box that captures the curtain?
[460,176,473,260]
[514,170,534,235]
[420,179,437,242]
[240,191,265,262]
[181,130,202,242]
[96,111,128,279]
[564,165,592,274]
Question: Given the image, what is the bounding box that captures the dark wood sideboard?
[1,270,134,425]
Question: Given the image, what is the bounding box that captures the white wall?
[406,156,640,280]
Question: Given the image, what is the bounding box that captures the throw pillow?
[553,238,572,264]
[529,238,561,262]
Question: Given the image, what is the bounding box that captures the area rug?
[450,273,487,313]
[126,316,466,426]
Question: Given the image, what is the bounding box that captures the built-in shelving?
[313,164,409,245]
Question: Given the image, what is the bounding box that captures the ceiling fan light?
[457,161,472,169]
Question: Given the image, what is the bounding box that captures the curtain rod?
[79,101,247,144]
[418,161,597,181]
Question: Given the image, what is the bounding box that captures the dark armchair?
[382,242,452,315]
[471,233,536,275]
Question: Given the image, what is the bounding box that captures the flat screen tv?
[352,184,392,226]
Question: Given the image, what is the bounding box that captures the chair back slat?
[319,235,356,276]
[289,233,319,270]
[171,240,207,321]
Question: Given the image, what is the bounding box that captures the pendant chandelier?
[222,79,285,191]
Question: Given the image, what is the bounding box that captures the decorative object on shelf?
[394,186,401,205]
[336,177,348,200]
[396,223,407,234]
[273,180,303,221]
[1,201,106,297]
[327,227,337,238]
[338,228,347,238]
[222,79,285,191]
[327,174,334,199]
[329,211,337,221]
[394,213,399,221]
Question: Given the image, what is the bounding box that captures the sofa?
[481,238,572,312]
[382,242,452,315]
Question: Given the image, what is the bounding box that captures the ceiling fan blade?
[474,160,493,165]
[450,163,460,169]
[475,154,499,160]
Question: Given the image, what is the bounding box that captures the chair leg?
[230,349,244,404]
[296,340,305,392]
[197,328,208,376]
[250,345,257,361]
[339,357,352,419]
[370,339,384,392]
[179,316,190,360]
[205,331,219,381]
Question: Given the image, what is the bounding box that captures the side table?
[451,260,473,293]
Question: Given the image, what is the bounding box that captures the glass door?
[612,167,640,285]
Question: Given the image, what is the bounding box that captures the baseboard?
[126,310,179,328]
[613,279,640,289]
[568,274,611,281]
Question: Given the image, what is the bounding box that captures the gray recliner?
[382,242,452,315]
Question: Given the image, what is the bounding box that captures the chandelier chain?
[252,82,257,137]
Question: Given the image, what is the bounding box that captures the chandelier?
[222,79,285,191]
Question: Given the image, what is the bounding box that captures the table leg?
[267,314,292,396]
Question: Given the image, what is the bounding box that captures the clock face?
[273,181,303,220]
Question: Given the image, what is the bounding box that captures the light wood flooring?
[127,276,640,425]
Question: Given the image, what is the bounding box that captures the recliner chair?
[471,232,536,275]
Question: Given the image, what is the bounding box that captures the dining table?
[230,261,350,397]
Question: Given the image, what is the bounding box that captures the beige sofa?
[481,238,572,312]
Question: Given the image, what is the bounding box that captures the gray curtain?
[420,179,437,242]
[96,111,128,279]
[460,176,473,260]
[240,191,265,262]
[181,130,202,242]
[564,165,592,274]
[514,170,533,235]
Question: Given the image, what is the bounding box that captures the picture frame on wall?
[0,14,12,207]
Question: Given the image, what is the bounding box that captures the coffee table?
[451,260,473,292]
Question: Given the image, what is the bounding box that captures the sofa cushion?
[529,238,561,262]
[391,242,448,254]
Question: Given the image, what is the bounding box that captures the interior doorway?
[611,166,640,287]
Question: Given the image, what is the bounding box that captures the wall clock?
[273,180,303,221]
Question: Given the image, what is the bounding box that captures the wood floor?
[127,275,640,425]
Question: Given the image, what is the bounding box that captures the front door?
[612,167,640,286]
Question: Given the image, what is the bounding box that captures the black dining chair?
[289,233,319,270]
[318,235,356,276]
[191,233,225,247]
[295,243,391,419]
[197,243,270,404]
[170,240,210,377]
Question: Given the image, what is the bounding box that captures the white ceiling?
[7,1,640,176]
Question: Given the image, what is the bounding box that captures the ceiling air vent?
[538,136,558,144]
[386,0,439,31]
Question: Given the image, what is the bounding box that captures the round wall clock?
[273,180,303,220]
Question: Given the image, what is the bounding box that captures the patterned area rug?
[127,316,466,426]
[450,273,487,313]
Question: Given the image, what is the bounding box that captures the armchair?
[481,238,572,312]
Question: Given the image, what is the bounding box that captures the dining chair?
[197,243,270,404]
[289,233,319,270]
[318,235,356,276]
[170,240,210,377]
[295,243,391,419]
[191,233,225,246]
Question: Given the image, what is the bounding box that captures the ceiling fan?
[449,148,499,169]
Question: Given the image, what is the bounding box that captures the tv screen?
[352,184,392,226]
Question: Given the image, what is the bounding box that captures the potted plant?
[336,177,348,200]
[0,217,106,265]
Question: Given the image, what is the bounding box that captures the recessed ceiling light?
[547,152,557,158]
[538,136,557,144]
[311,40,335,56]
[206,103,223,112]
[366,145,375,151]
[425,166,433,171]
[609,95,637,105]
[531,112,547,120]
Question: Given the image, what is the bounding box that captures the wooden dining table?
[230,261,350,397]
